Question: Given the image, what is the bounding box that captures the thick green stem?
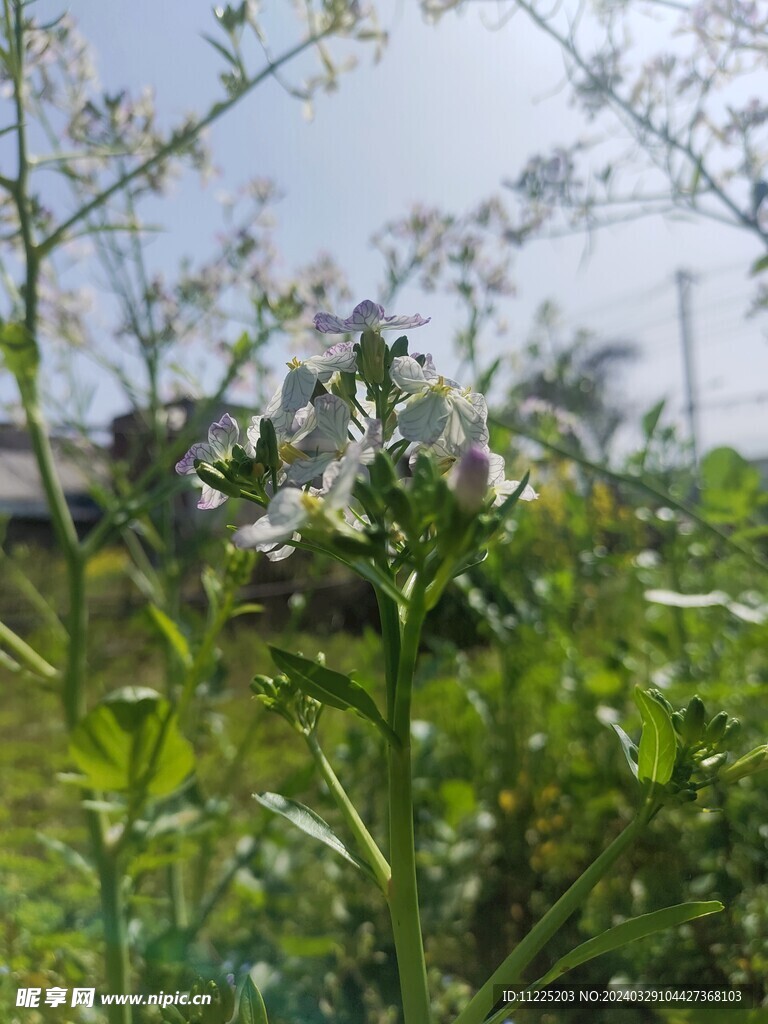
[453,808,654,1024]
[387,581,432,1024]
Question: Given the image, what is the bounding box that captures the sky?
[8,0,768,458]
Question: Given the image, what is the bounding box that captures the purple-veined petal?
[444,392,489,450]
[344,299,385,331]
[487,452,507,487]
[198,482,229,511]
[207,413,239,457]
[389,355,429,394]
[311,393,351,450]
[306,341,357,379]
[313,311,350,334]
[175,441,215,476]
[379,312,431,331]
[266,365,317,417]
[397,391,451,444]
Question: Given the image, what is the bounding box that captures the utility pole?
[675,268,699,466]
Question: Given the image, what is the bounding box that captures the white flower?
[175,413,243,510]
[234,442,364,555]
[284,395,381,486]
[265,342,358,418]
[488,452,539,505]
[389,355,488,448]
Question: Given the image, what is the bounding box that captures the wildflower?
[488,452,539,505]
[175,413,243,510]
[389,355,488,447]
[265,342,358,418]
[313,298,430,335]
[234,442,364,554]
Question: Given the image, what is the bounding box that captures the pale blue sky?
[14,1,768,457]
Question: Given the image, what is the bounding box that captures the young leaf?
[236,976,269,1024]
[254,792,376,879]
[531,901,724,989]
[268,646,392,739]
[635,687,677,786]
[70,687,195,797]
[611,723,639,779]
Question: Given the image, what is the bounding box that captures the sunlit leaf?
[635,687,677,786]
[236,976,268,1024]
[254,792,375,879]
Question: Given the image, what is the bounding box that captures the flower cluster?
[176,300,536,559]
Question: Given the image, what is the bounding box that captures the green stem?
[87,818,131,1024]
[453,808,654,1024]
[0,617,58,680]
[387,579,432,1024]
[306,730,391,893]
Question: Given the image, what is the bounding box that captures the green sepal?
[635,686,677,787]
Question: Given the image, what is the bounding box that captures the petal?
[265,539,299,561]
[487,452,507,487]
[267,364,317,415]
[344,299,384,331]
[494,480,539,506]
[444,392,489,449]
[360,417,382,456]
[198,483,229,510]
[325,444,364,510]
[397,391,451,443]
[207,413,239,457]
[313,393,351,448]
[175,441,214,475]
[313,312,350,334]
[389,355,428,394]
[379,312,431,331]
[285,452,335,486]
[234,489,307,547]
[306,341,357,379]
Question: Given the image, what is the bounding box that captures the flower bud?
[719,745,768,785]
[359,329,387,384]
[450,445,490,515]
[195,462,242,499]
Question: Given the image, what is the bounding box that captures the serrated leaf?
[147,606,192,667]
[70,688,195,798]
[269,647,393,742]
[254,792,375,879]
[635,687,677,786]
[236,976,268,1024]
[532,901,724,989]
[612,723,639,779]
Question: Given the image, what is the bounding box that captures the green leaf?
[70,687,195,798]
[750,253,768,275]
[268,647,391,739]
[254,792,375,878]
[641,399,665,441]
[236,976,268,1024]
[635,687,677,786]
[532,901,724,989]
[146,605,192,667]
[0,322,39,381]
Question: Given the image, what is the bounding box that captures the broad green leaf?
[635,687,677,786]
[269,647,389,732]
[146,605,192,667]
[532,901,724,989]
[236,976,268,1024]
[611,723,639,779]
[254,792,375,879]
[70,687,195,798]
